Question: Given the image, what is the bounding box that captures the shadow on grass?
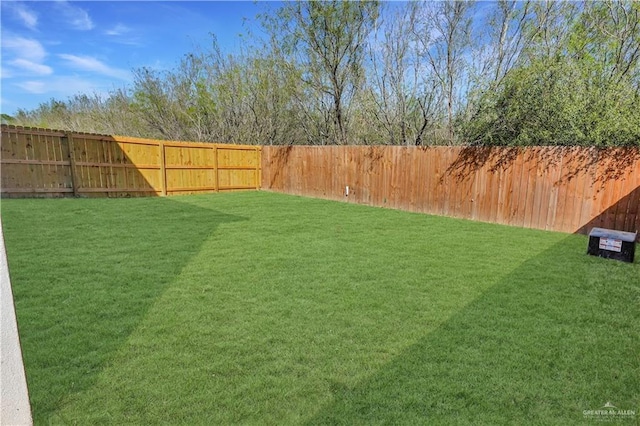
[307,235,640,425]
[1,196,245,424]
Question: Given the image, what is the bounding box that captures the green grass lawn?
[2,191,638,425]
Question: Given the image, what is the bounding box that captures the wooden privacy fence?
[3,124,638,237]
[1,125,261,197]
[262,145,640,236]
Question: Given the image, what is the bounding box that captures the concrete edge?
[1,219,33,426]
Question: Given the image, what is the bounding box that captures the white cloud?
[104,24,144,46]
[1,35,52,77]
[54,0,94,31]
[15,76,101,96]
[58,54,130,80]
[17,81,47,94]
[105,24,131,36]
[5,2,38,30]
[2,36,47,62]
[9,59,53,76]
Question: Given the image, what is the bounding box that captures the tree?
[267,1,379,145]
[364,3,440,146]
[413,1,474,144]
[461,1,640,146]
[1,114,15,125]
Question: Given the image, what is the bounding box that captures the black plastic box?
[587,227,637,263]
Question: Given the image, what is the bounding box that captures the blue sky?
[1,1,270,115]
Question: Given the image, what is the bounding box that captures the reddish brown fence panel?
[1,125,261,198]
[262,146,640,236]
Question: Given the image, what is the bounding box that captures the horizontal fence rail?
[262,145,640,237]
[1,125,261,197]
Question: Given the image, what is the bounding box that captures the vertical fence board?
[529,148,546,230]
[412,147,420,211]
[572,148,589,233]
[389,148,399,209]
[484,154,497,223]
[488,155,501,224]
[512,149,528,227]
[553,150,571,233]
[556,148,574,233]
[509,151,523,227]
[366,147,379,206]
[614,177,630,232]
[66,135,79,197]
[628,156,640,232]
[494,158,506,225]
[413,149,426,213]
[429,148,442,216]
[536,148,553,230]
[420,148,432,214]
[576,148,596,233]
[33,133,45,190]
[485,154,496,222]
[503,159,515,225]
[543,148,563,231]
[624,179,639,232]
[521,151,537,229]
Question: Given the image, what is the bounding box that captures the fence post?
[63,133,79,197]
[214,145,219,192]
[159,142,167,196]
[255,146,261,190]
